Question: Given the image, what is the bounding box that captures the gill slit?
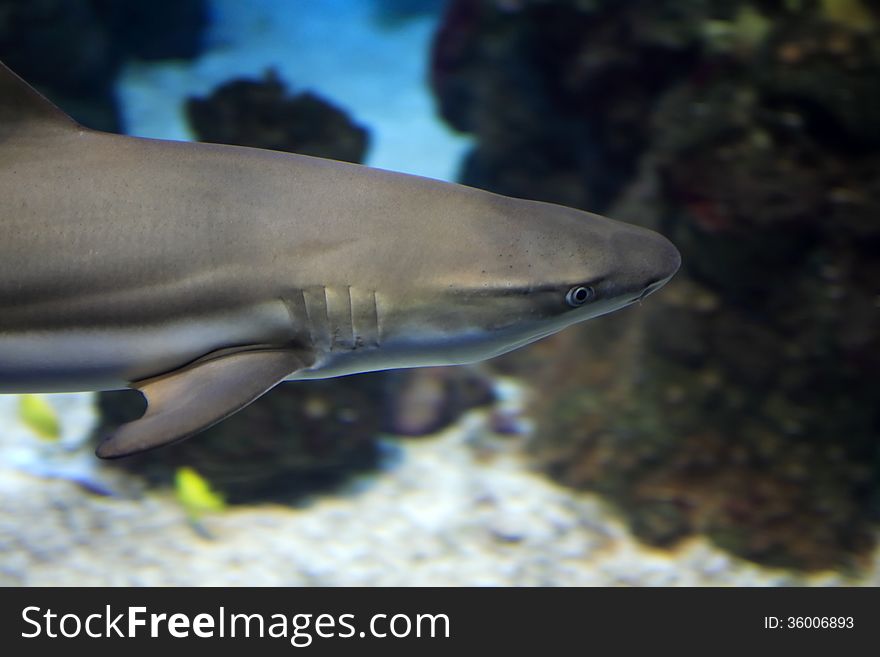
[323,286,330,330]
[373,290,381,346]
[348,285,355,349]
[301,289,314,344]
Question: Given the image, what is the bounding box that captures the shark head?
[360,192,681,368]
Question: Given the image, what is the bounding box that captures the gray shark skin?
[0,61,681,458]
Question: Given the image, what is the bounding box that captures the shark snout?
[646,231,681,287]
[614,225,681,301]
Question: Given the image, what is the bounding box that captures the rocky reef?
[0,0,208,131]
[186,71,370,164]
[432,0,880,571]
[432,0,706,211]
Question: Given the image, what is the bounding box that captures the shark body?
[0,62,680,458]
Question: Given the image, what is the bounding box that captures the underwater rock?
[431,0,708,211]
[0,0,208,132]
[433,0,880,571]
[633,11,880,569]
[186,71,370,164]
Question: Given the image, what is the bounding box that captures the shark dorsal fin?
[0,61,80,135]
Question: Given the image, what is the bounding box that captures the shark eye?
[565,286,594,307]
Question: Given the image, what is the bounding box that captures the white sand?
[0,391,877,586]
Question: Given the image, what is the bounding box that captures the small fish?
[175,466,226,519]
[17,394,61,441]
[0,61,680,458]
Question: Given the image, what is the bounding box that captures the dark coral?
[432,0,718,210]
[185,71,370,164]
[433,0,880,571]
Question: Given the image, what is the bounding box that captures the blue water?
[119,0,469,181]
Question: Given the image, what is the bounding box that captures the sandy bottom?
[0,391,876,586]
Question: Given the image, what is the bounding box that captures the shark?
[0,61,680,458]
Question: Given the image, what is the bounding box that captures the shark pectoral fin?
[95,350,307,459]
